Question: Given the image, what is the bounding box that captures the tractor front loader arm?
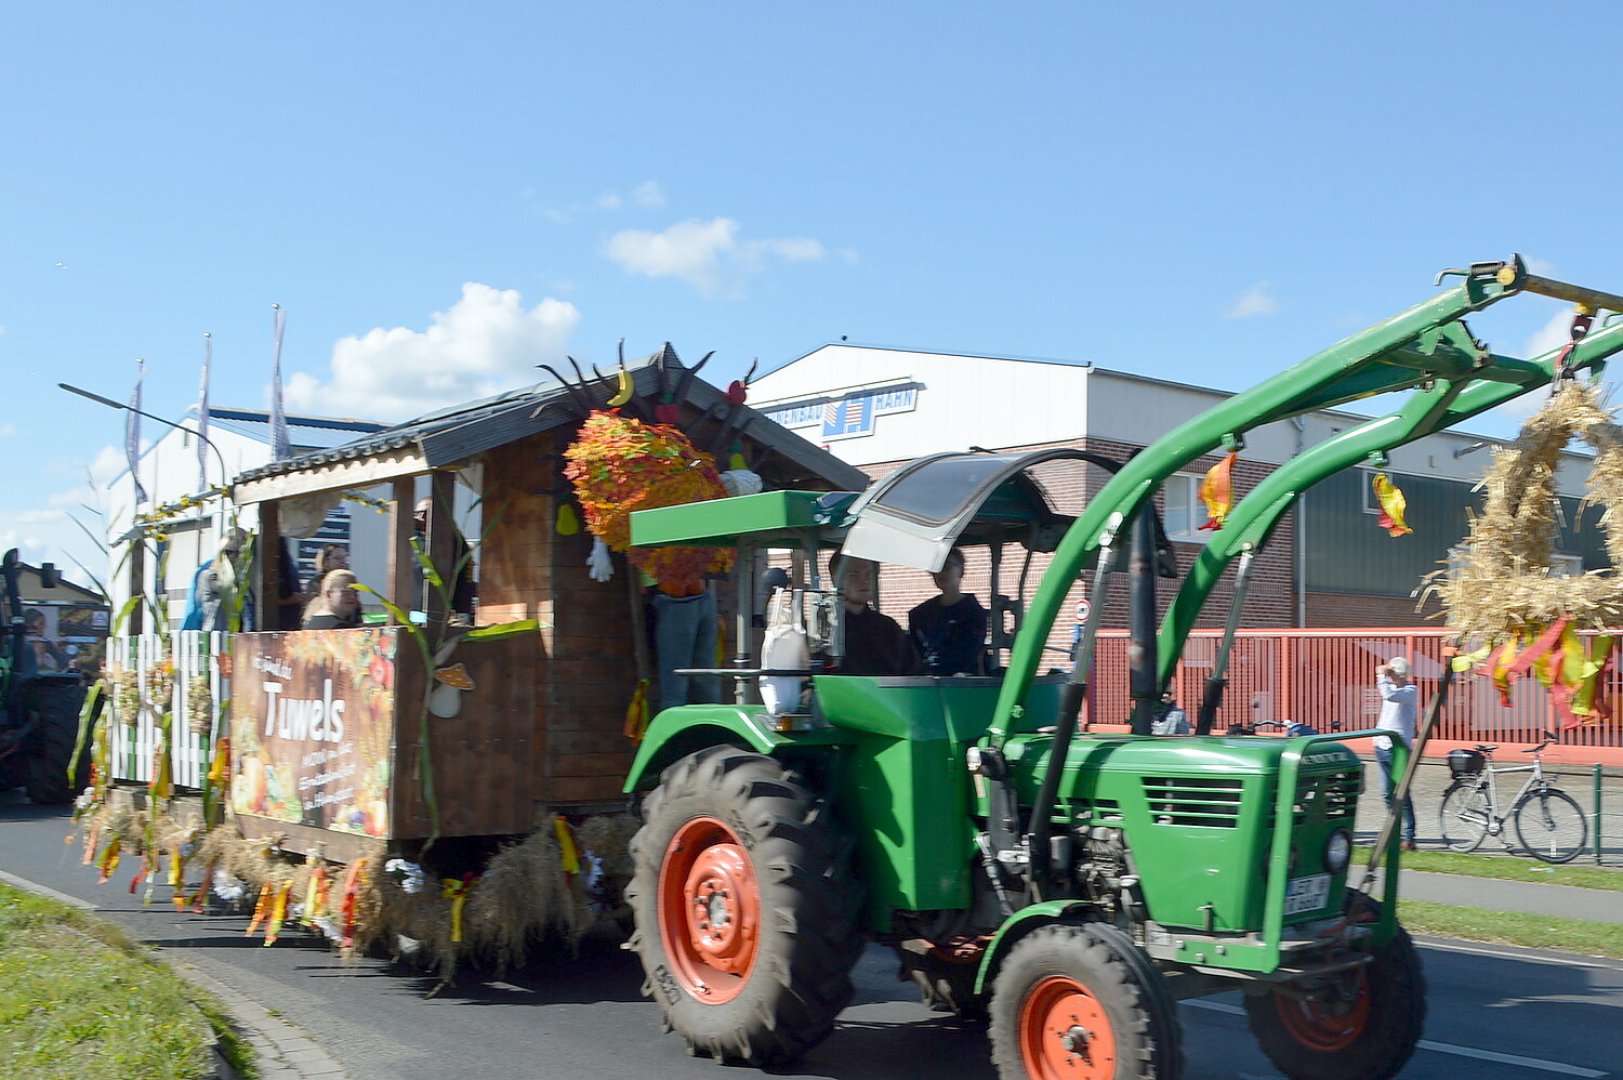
[1157,314,1623,687]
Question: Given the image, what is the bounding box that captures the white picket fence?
[107,630,230,790]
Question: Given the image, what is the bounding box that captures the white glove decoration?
[587,535,615,582]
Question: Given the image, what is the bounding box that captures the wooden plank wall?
[480,434,637,809]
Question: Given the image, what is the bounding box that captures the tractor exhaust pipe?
[1128,506,1158,735]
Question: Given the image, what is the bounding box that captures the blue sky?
[3,4,1618,581]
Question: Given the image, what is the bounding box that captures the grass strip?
[1363,845,1623,891]
[0,883,254,1080]
[1399,898,1623,959]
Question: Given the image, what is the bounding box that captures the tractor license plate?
[1284,873,1331,915]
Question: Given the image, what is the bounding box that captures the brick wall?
[1305,590,1442,628]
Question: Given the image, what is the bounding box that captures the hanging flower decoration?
[563,411,734,594]
[187,674,214,735]
[110,666,141,725]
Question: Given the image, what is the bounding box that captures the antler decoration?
[706,357,757,456]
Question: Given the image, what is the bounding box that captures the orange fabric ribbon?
[623,679,650,741]
[1371,473,1412,537]
[264,884,293,946]
[340,859,367,950]
[1198,452,1238,531]
[246,882,274,937]
[97,837,122,883]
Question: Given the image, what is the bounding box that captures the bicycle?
[1437,731,1589,864]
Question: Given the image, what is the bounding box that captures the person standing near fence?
[1376,656,1419,851]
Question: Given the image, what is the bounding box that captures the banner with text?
[231,628,398,838]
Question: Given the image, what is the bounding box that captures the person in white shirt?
[1376,656,1419,850]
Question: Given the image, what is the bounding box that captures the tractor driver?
[826,553,922,677]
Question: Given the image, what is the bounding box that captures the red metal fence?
[1086,628,1623,767]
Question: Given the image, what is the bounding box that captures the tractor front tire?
[1242,901,1424,1080]
[627,746,862,1066]
[990,922,1182,1080]
[24,681,89,805]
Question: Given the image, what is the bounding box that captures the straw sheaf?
[367,815,618,986]
[1435,381,1623,643]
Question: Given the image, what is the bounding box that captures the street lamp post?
[59,381,231,496]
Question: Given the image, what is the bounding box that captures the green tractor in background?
[621,258,1623,1079]
[0,548,92,804]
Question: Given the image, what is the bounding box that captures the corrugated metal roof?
[232,344,869,493]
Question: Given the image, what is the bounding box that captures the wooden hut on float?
[226,344,868,864]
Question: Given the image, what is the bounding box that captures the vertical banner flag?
[127,358,148,504]
[198,332,213,492]
[269,303,290,462]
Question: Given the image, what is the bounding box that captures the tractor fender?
[974,900,1099,995]
[621,704,854,793]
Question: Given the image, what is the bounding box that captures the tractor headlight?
[1324,828,1352,873]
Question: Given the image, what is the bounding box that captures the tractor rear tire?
[627,746,862,1066]
[1242,895,1424,1080]
[990,921,1182,1079]
[24,681,89,805]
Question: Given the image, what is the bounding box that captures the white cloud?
[1523,308,1576,360]
[632,181,665,208]
[531,180,666,222]
[1222,282,1278,319]
[285,283,582,421]
[0,423,15,437]
[604,217,828,297]
[1525,256,1558,277]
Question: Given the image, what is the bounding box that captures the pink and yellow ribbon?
[1371,473,1412,537]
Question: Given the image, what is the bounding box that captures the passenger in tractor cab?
[908,546,988,676]
[826,553,922,676]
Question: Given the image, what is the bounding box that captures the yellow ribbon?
[441,877,475,943]
[554,817,580,876]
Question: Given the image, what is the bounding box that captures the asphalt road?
[2,794,1618,1080]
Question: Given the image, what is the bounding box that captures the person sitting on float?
[301,569,363,630]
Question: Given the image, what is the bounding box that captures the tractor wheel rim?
[1020,975,1117,1080]
[657,816,759,1005]
[1273,971,1371,1052]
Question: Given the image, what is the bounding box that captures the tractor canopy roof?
[631,447,1092,572]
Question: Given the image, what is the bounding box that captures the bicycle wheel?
[1438,781,1491,853]
[1513,787,1588,864]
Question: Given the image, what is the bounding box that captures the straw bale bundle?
[1436,381,1623,643]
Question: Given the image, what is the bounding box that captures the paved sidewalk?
[1393,868,1623,924]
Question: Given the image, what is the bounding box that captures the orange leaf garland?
[563,411,733,594]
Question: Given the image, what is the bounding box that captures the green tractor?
[0,549,92,804]
[621,257,1623,1080]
